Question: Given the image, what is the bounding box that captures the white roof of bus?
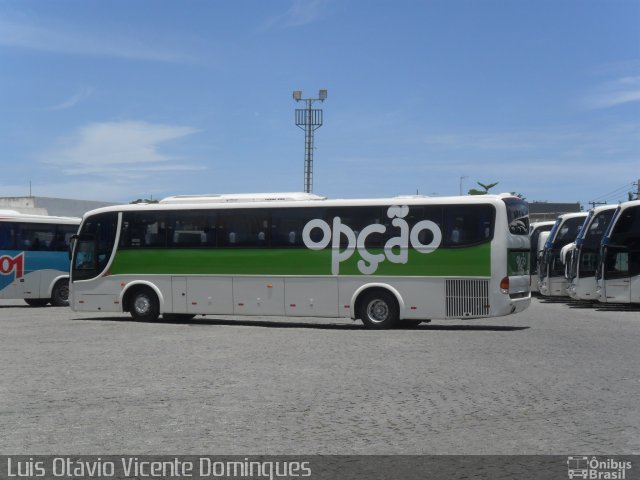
[616,199,640,210]
[556,211,588,222]
[80,192,523,219]
[0,209,80,224]
[0,210,82,225]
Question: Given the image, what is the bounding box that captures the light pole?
[459,175,468,195]
[293,89,327,193]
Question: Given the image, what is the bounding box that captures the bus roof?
[160,192,326,204]
[0,210,80,224]
[79,193,524,219]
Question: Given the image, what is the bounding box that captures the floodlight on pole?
[293,89,327,193]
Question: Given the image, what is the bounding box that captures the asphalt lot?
[0,296,638,454]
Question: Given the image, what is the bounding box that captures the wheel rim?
[366,299,389,323]
[58,284,69,301]
[134,295,151,316]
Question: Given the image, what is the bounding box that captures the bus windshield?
[502,198,529,234]
[71,212,118,281]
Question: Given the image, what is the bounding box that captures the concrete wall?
[0,197,116,218]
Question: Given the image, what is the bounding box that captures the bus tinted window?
[330,207,385,248]
[79,212,118,274]
[16,223,56,251]
[168,211,216,248]
[121,212,167,248]
[218,209,269,247]
[583,210,615,248]
[271,208,325,247]
[608,206,640,278]
[444,205,495,247]
[554,217,585,247]
[51,225,76,251]
[0,223,16,249]
[502,198,529,234]
[609,206,640,245]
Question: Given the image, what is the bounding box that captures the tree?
[468,181,499,195]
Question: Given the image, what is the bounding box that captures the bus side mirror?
[69,234,78,260]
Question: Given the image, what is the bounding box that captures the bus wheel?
[358,290,399,329]
[51,280,70,307]
[25,298,49,307]
[129,288,160,322]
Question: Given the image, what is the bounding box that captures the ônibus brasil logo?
[0,253,24,280]
[302,205,441,275]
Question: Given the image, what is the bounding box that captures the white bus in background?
[566,204,617,300]
[529,221,555,293]
[597,199,640,304]
[69,193,530,329]
[0,210,80,306]
[538,212,588,297]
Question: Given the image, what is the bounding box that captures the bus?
[596,199,640,304]
[529,221,555,293]
[538,212,588,297]
[69,193,531,328]
[566,205,617,300]
[0,210,80,306]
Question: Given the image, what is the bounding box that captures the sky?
[0,0,638,207]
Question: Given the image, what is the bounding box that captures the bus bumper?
[510,295,531,314]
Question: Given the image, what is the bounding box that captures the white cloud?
[582,76,640,109]
[0,16,197,63]
[44,87,94,111]
[40,120,204,179]
[260,0,328,31]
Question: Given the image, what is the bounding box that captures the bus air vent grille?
[445,279,490,318]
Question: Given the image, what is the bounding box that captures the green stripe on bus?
[109,243,491,277]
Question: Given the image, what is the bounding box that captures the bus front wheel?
[358,289,399,329]
[129,288,160,322]
[51,280,70,307]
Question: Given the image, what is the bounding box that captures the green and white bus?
[69,193,530,328]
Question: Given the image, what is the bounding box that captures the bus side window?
[0,223,16,249]
[444,205,494,247]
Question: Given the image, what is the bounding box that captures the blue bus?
[0,210,80,306]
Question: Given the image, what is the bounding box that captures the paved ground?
[0,297,638,454]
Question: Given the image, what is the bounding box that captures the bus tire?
[358,289,399,329]
[129,287,160,322]
[51,280,70,307]
[25,298,49,307]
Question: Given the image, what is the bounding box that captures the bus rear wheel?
[129,288,160,322]
[51,280,70,307]
[358,290,399,329]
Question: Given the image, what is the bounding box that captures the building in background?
[0,197,115,217]
[528,201,583,222]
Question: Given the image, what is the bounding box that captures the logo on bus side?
[0,253,25,280]
[302,205,442,275]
